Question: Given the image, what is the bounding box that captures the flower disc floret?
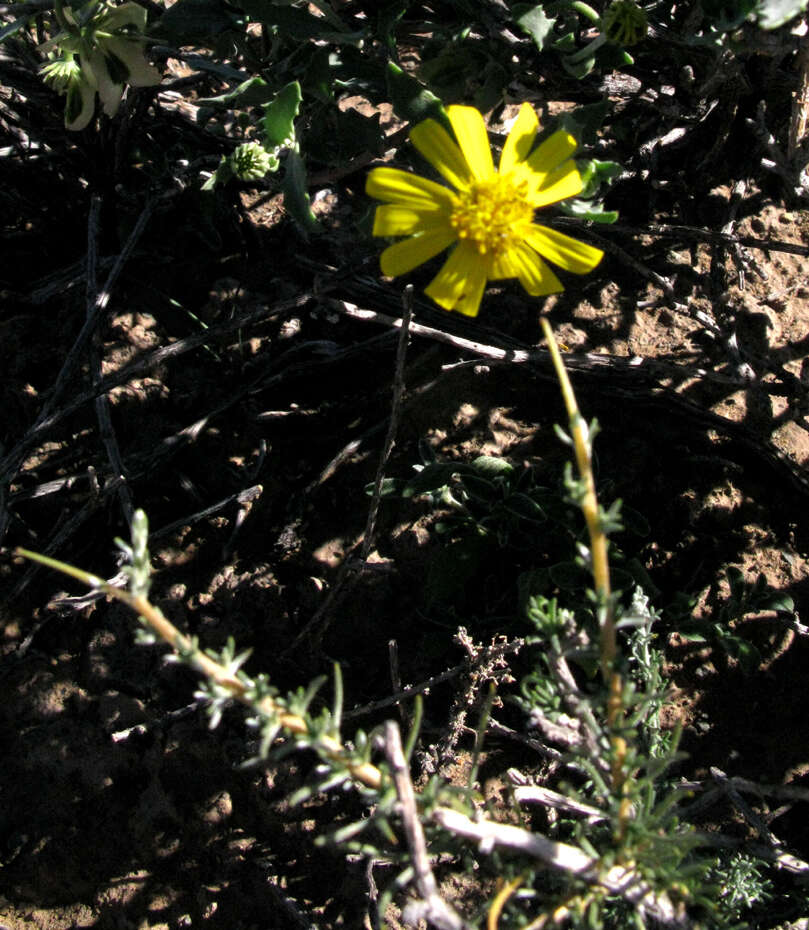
[450,174,534,258]
[366,103,604,317]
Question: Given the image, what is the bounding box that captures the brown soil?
[3,51,809,930]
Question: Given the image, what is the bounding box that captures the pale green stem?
[15,547,384,790]
[569,1,602,22]
[540,320,615,679]
[541,321,632,839]
[51,0,70,33]
[567,32,608,64]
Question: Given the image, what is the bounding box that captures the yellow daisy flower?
[366,103,604,317]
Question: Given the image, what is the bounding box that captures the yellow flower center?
[450,173,534,258]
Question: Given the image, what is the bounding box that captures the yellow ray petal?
[499,103,539,174]
[508,241,564,296]
[410,118,473,191]
[366,166,456,211]
[446,105,494,181]
[529,161,585,208]
[524,225,604,274]
[372,204,450,237]
[424,240,488,316]
[379,228,457,277]
[454,273,488,316]
[489,249,517,280]
[526,129,578,176]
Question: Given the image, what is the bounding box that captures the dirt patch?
[3,25,809,930]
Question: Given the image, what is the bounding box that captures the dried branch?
[385,722,473,930]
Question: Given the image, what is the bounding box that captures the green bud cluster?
[230,141,278,180]
[602,0,648,45]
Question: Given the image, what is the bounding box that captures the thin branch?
[86,194,134,526]
[551,219,809,258]
[0,286,332,491]
[432,809,692,927]
[385,722,473,930]
[788,38,809,161]
[361,285,413,561]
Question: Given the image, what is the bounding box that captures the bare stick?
[86,194,135,526]
[344,638,525,721]
[432,809,691,927]
[0,197,157,541]
[44,196,157,421]
[0,286,332,490]
[385,721,472,930]
[551,219,809,258]
[360,285,413,561]
[789,39,809,161]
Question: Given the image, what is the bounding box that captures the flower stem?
[51,0,70,33]
[540,320,615,678]
[569,1,602,22]
[566,32,608,64]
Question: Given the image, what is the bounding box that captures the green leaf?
[425,535,489,604]
[619,505,650,537]
[559,200,619,223]
[554,100,609,146]
[756,0,807,28]
[726,565,746,602]
[0,14,31,42]
[386,61,448,127]
[156,0,244,39]
[763,592,795,613]
[281,149,320,237]
[365,477,404,497]
[238,0,362,42]
[549,560,589,591]
[597,45,634,68]
[182,56,249,85]
[471,455,514,479]
[462,474,500,503]
[577,158,621,197]
[262,81,302,149]
[303,46,334,103]
[197,75,275,109]
[719,633,762,675]
[377,0,410,49]
[514,4,557,50]
[502,493,545,523]
[201,155,235,190]
[403,464,467,497]
[561,51,596,79]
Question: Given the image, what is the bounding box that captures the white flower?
[41,2,161,130]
